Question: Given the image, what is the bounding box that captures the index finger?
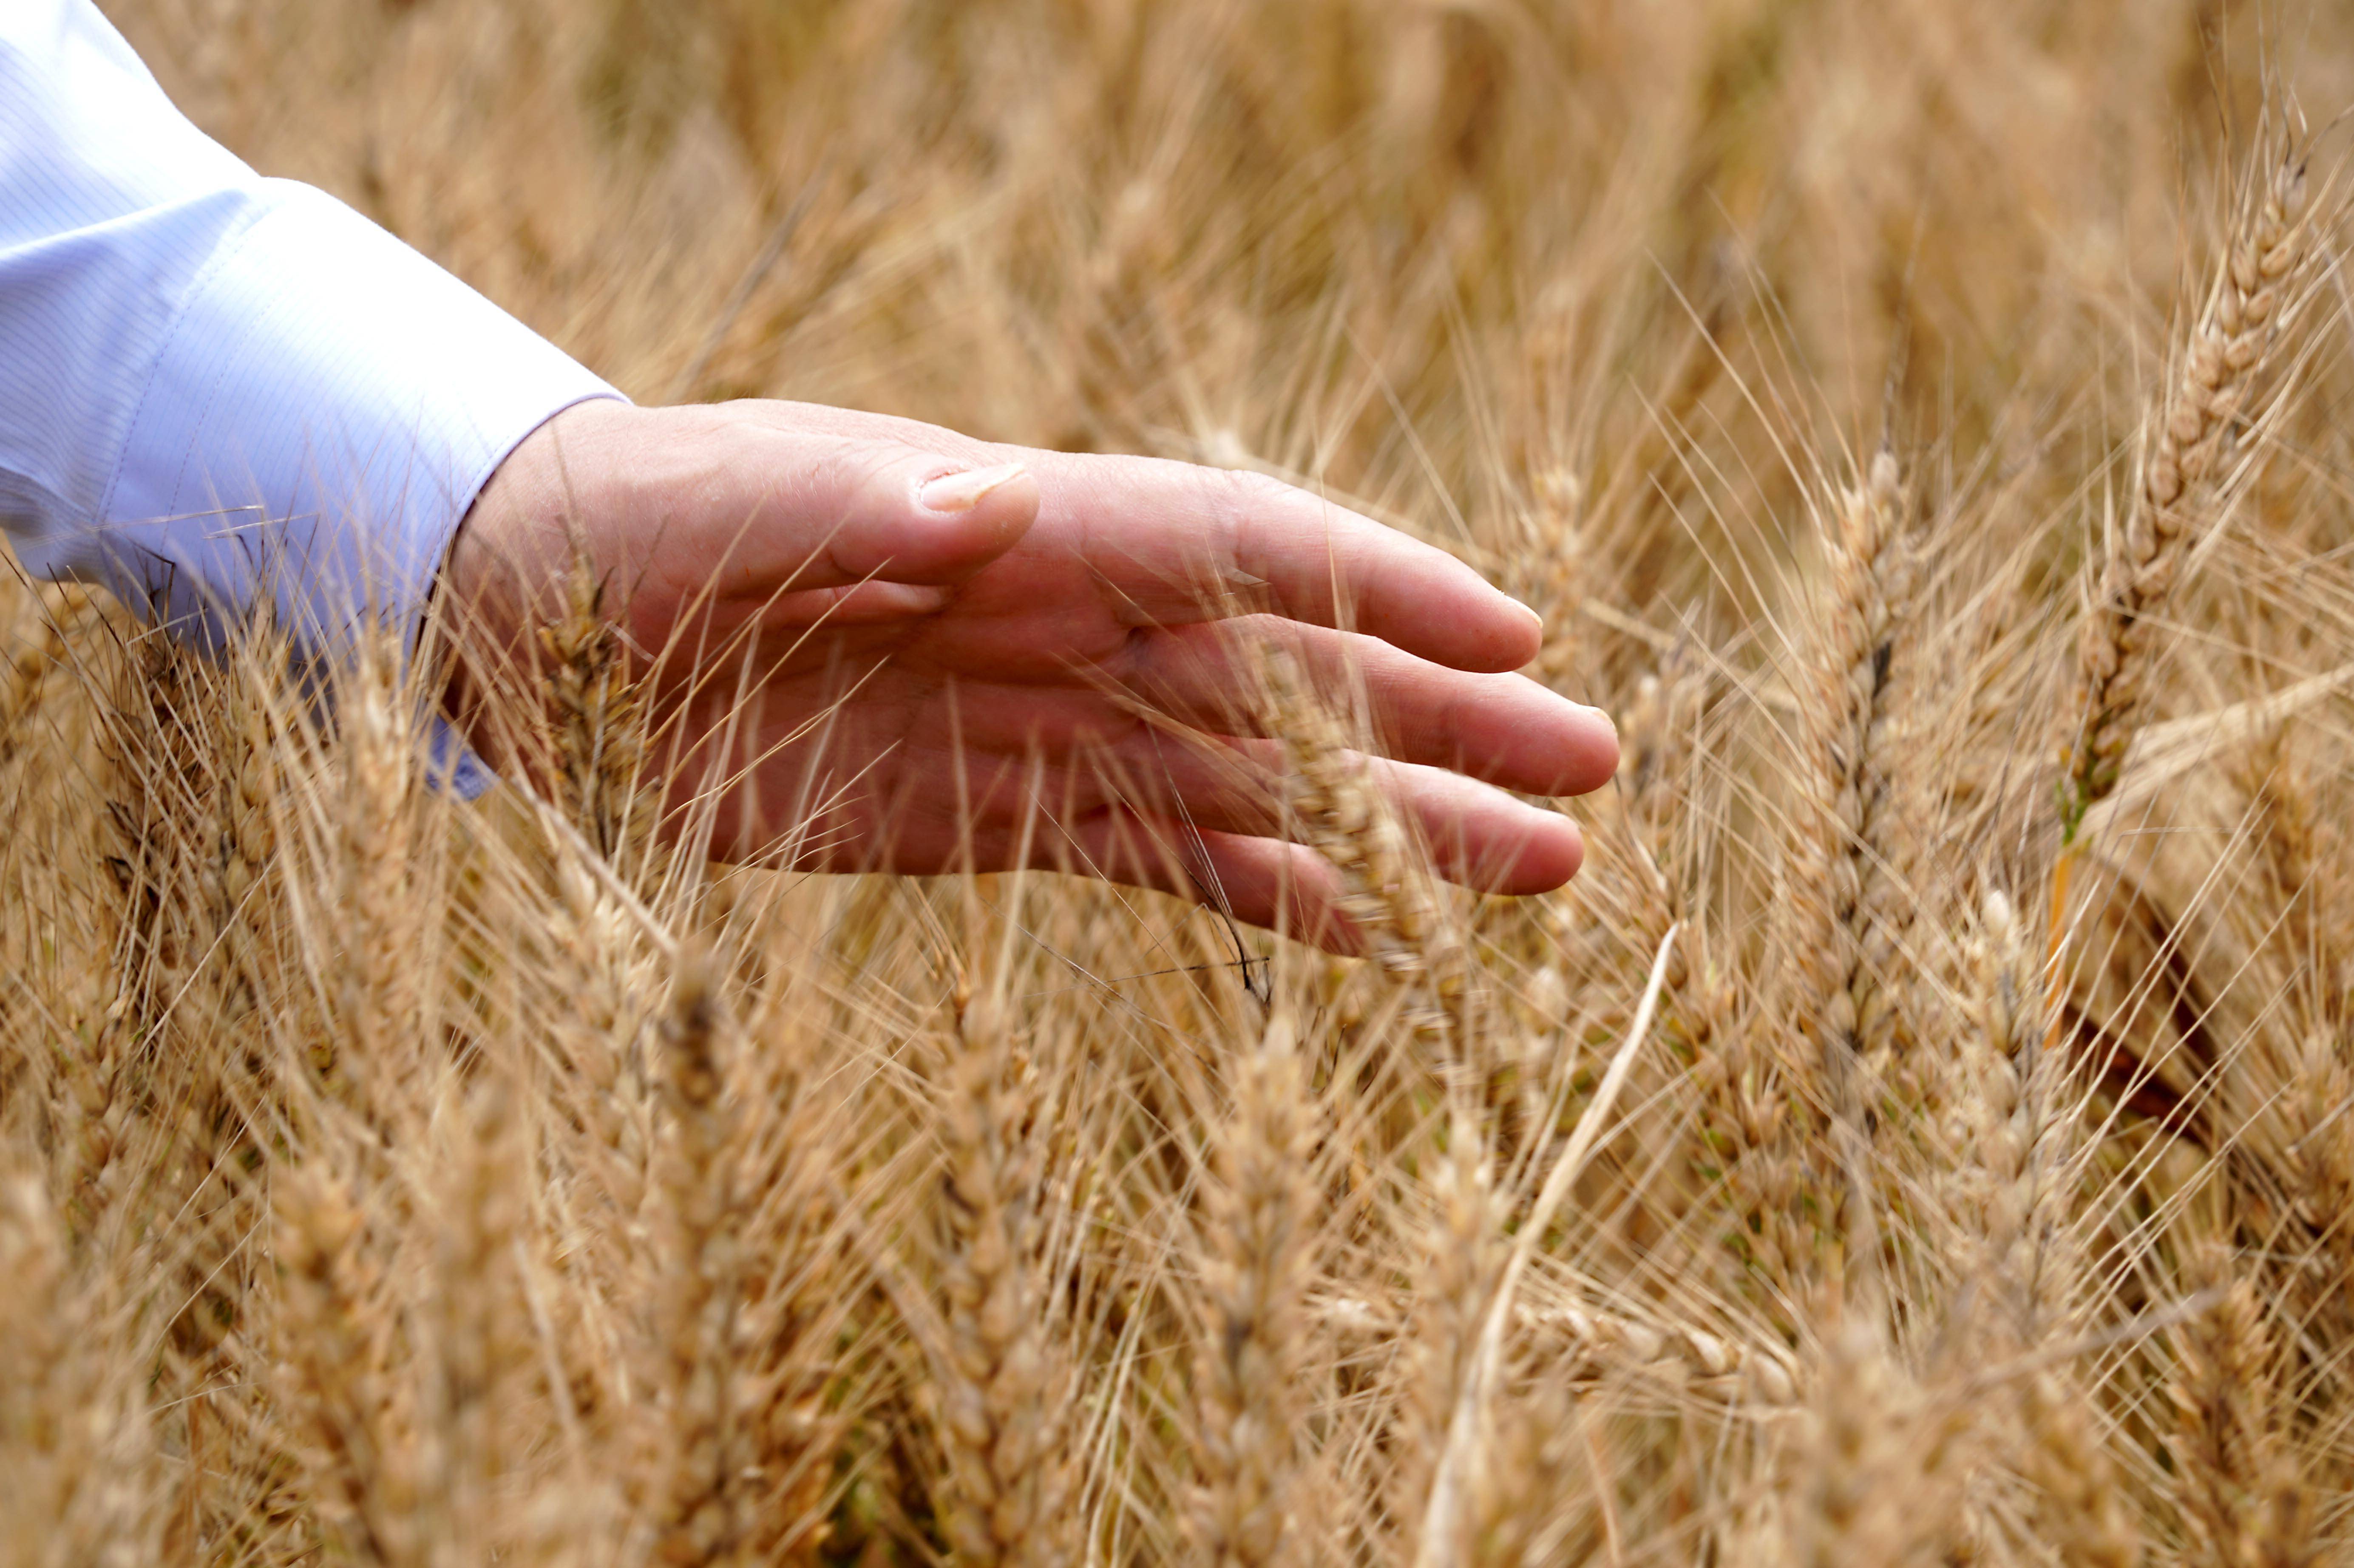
[1038,454,1543,674]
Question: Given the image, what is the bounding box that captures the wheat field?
[9,1,2354,1563]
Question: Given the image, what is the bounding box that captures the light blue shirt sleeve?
[0,0,623,668]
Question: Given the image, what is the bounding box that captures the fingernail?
[919,461,1028,513]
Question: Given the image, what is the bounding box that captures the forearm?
[0,0,620,657]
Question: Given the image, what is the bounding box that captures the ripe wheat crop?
[11,2,2354,1564]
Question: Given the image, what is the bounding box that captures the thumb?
[705,422,1040,591]
[454,403,1041,635]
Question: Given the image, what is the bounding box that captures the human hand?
[446,399,1617,943]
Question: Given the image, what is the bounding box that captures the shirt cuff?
[94,178,622,664]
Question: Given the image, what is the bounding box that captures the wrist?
[440,396,636,761]
[447,397,637,650]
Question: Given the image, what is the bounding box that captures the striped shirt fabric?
[0,0,620,678]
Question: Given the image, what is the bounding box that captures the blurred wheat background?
[9,0,2354,1563]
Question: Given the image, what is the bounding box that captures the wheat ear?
[1753,447,1916,1308]
[1947,894,2137,1564]
[1945,889,2085,1335]
[2062,147,2314,836]
[1606,652,1802,1281]
[539,548,653,866]
[1780,1319,1972,1568]
[1415,925,1676,1568]
[1789,450,1917,1078]
[331,645,421,1090]
[931,978,1078,1568]
[272,1163,407,1566]
[1192,1005,1318,1568]
[2165,1260,2314,1568]
[2020,1372,2143,1568]
[0,1172,158,1560]
[1402,1112,1503,1568]
[413,1071,527,1565]
[1261,645,1463,1011]
[647,950,750,1565]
